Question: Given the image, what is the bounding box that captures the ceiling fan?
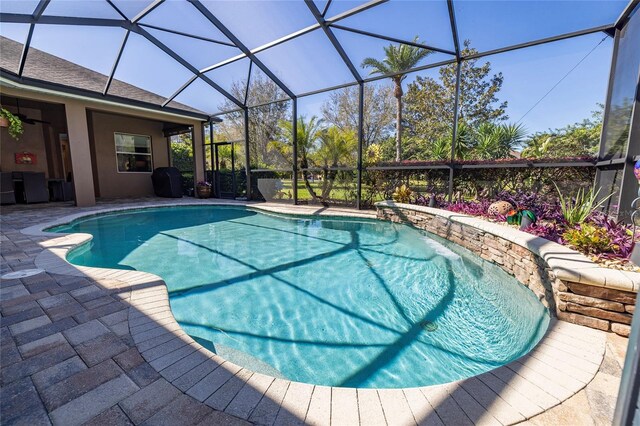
[13,99,51,125]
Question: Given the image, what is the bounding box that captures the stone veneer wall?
[377,204,636,337]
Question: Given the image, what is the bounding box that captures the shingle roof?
[0,36,205,116]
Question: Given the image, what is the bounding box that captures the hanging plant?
[0,107,24,140]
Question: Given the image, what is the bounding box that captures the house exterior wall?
[0,106,49,177]
[88,111,169,199]
[0,84,205,205]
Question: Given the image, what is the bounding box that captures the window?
[115,132,153,173]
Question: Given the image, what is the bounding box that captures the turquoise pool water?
[55,206,549,388]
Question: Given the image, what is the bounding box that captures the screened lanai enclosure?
[1,0,639,215]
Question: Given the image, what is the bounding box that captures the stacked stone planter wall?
[376,201,638,337]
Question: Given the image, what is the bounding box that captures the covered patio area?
[1,84,204,207]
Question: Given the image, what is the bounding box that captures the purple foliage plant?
[587,211,636,259]
[408,188,635,262]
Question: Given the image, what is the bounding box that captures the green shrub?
[563,224,618,255]
[555,184,611,226]
[392,184,412,203]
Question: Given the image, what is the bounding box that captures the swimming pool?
[55,206,549,389]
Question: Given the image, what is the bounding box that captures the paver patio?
[0,198,627,425]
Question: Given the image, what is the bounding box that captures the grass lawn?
[276,179,388,204]
[259,176,434,205]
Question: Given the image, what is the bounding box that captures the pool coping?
[20,200,608,425]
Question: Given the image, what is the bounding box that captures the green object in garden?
[506,209,537,227]
[506,210,521,225]
[520,209,537,229]
[563,224,617,255]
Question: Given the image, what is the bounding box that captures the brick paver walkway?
[1,200,258,425]
[0,198,619,425]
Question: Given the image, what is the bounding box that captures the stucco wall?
[89,111,169,198]
[0,106,49,177]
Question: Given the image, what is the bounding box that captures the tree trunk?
[395,86,402,162]
[300,155,320,201]
[321,168,337,201]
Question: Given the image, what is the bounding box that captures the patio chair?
[22,172,49,203]
[0,172,16,204]
[48,179,75,202]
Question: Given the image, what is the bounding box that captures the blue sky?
[0,0,626,134]
[297,32,614,133]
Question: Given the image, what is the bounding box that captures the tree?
[404,40,507,146]
[420,122,525,161]
[313,127,357,200]
[321,84,395,146]
[471,123,526,160]
[429,136,451,161]
[219,70,290,168]
[273,118,357,203]
[275,115,323,200]
[169,133,194,171]
[361,38,433,162]
[521,107,603,159]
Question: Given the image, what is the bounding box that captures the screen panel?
[204,57,252,109]
[143,27,241,71]
[200,0,317,50]
[0,1,39,15]
[473,33,613,163]
[109,0,154,20]
[600,7,640,160]
[0,24,31,74]
[140,0,232,42]
[43,0,123,19]
[334,28,454,77]
[455,0,625,53]
[248,99,293,170]
[24,25,126,92]
[169,77,230,115]
[254,29,357,94]
[335,0,454,52]
[110,32,193,100]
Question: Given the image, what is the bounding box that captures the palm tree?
[521,133,553,159]
[276,115,323,200]
[453,122,472,160]
[315,127,357,200]
[362,38,432,162]
[472,123,526,160]
[430,123,472,161]
[430,137,450,161]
